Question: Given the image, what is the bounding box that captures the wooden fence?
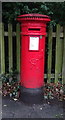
[0,23,65,84]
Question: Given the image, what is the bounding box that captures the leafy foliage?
[2,2,65,25]
[0,70,20,98]
[44,82,65,101]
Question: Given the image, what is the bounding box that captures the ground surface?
[2,96,64,119]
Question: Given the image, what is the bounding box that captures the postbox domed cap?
[17,13,50,22]
[18,13,50,18]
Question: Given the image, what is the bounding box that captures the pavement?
[2,96,64,119]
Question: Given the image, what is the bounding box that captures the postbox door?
[21,34,45,88]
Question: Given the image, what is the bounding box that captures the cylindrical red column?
[17,14,50,104]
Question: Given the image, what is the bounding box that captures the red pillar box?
[17,14,50,104]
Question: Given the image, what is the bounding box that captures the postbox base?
[20,86,44,104]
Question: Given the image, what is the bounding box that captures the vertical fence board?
[8,24,13,72]
[0,26,1,73]
[0,23,2,74]
[0,23,5,74]
[62,26,65,84]
[47,25,53,83]
[16,23,20,72]
[55,24,63,83]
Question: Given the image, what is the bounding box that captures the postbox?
[17,14,50,104]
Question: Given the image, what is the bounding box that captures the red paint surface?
[17,14,50,88]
